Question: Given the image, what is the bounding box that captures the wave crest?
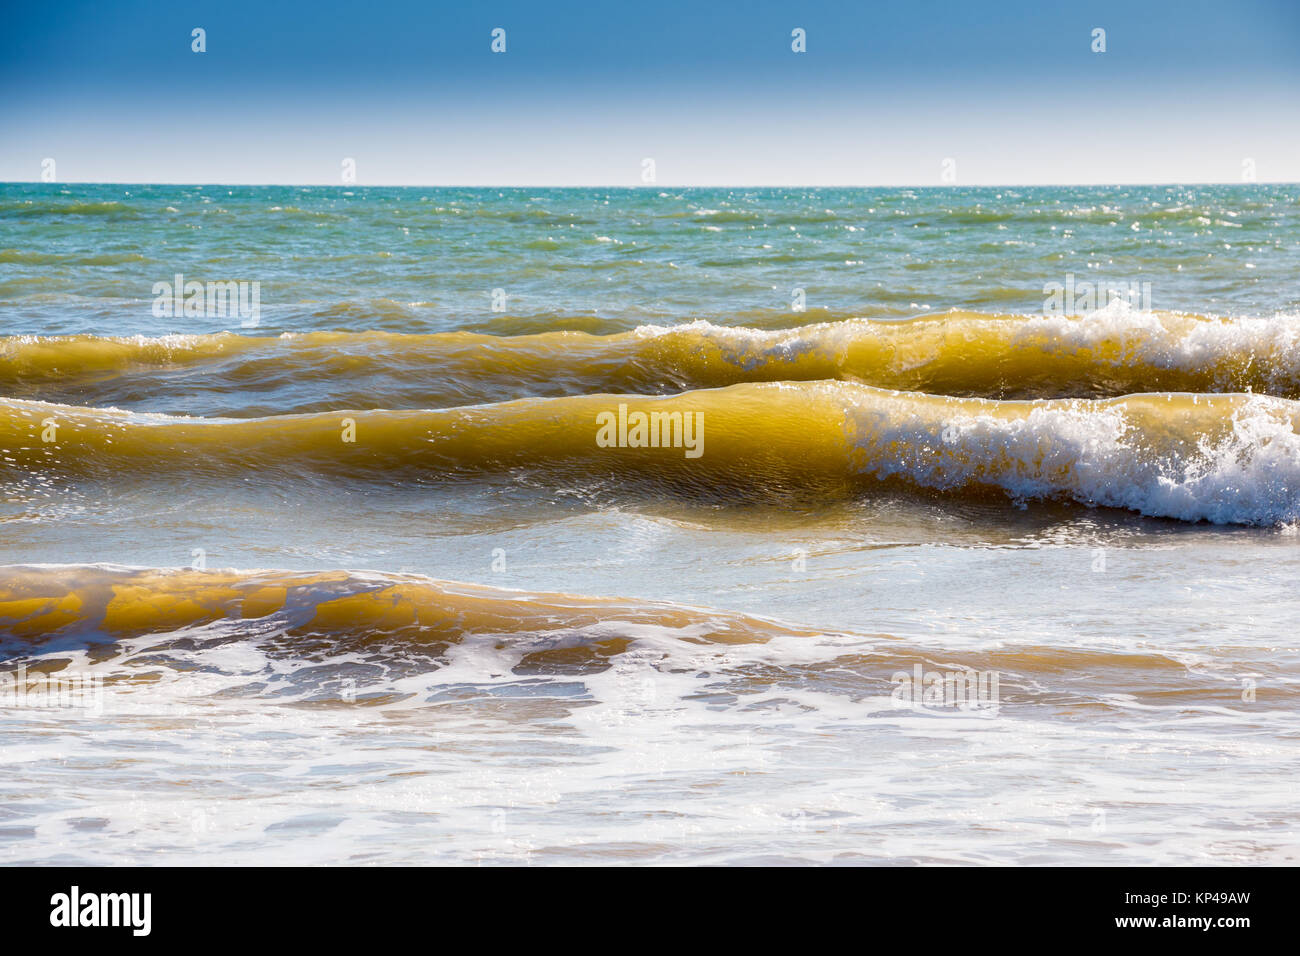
[5,309,1300,412]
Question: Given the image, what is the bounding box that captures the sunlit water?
[2,184,1299,864]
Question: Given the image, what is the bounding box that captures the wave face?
[4,308,1300,412]
[0,565,812,647]
[4,384,1299,524]
[0,562,1256,690]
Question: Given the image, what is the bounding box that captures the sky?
[2,0,1299,186]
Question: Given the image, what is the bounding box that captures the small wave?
[0,565,814,647]
[0,249,151,266]
[0,200,140,219]
[0,565,1240,704]
[5,309,1300,409]
[264,205,347,221]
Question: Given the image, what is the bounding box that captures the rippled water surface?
[2,184,1299,864]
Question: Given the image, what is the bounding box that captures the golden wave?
[0,565,816,645]
[4,382,1299,523]
[3,309,1300,406]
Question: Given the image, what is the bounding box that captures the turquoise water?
[4,183,1299,337]
[2,183,1300,865]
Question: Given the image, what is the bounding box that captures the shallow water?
[2,184,1299,864]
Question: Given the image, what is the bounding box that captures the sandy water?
[2,183,1299,864]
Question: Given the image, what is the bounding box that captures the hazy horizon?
[7,180,1300,188]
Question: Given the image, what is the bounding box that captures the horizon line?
[3,179,1297,190]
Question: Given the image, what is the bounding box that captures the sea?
[2,182,1299,864]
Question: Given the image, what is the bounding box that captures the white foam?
[1016,303,1300,386]
[634,308,1300,391]
[853,393,1300,525]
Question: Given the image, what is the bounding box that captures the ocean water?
[2,183,1300,865]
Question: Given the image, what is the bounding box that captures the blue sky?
[2,0,1298,185]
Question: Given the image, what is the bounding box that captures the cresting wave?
[3,308,1300,411]
[4,382,1299,524]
